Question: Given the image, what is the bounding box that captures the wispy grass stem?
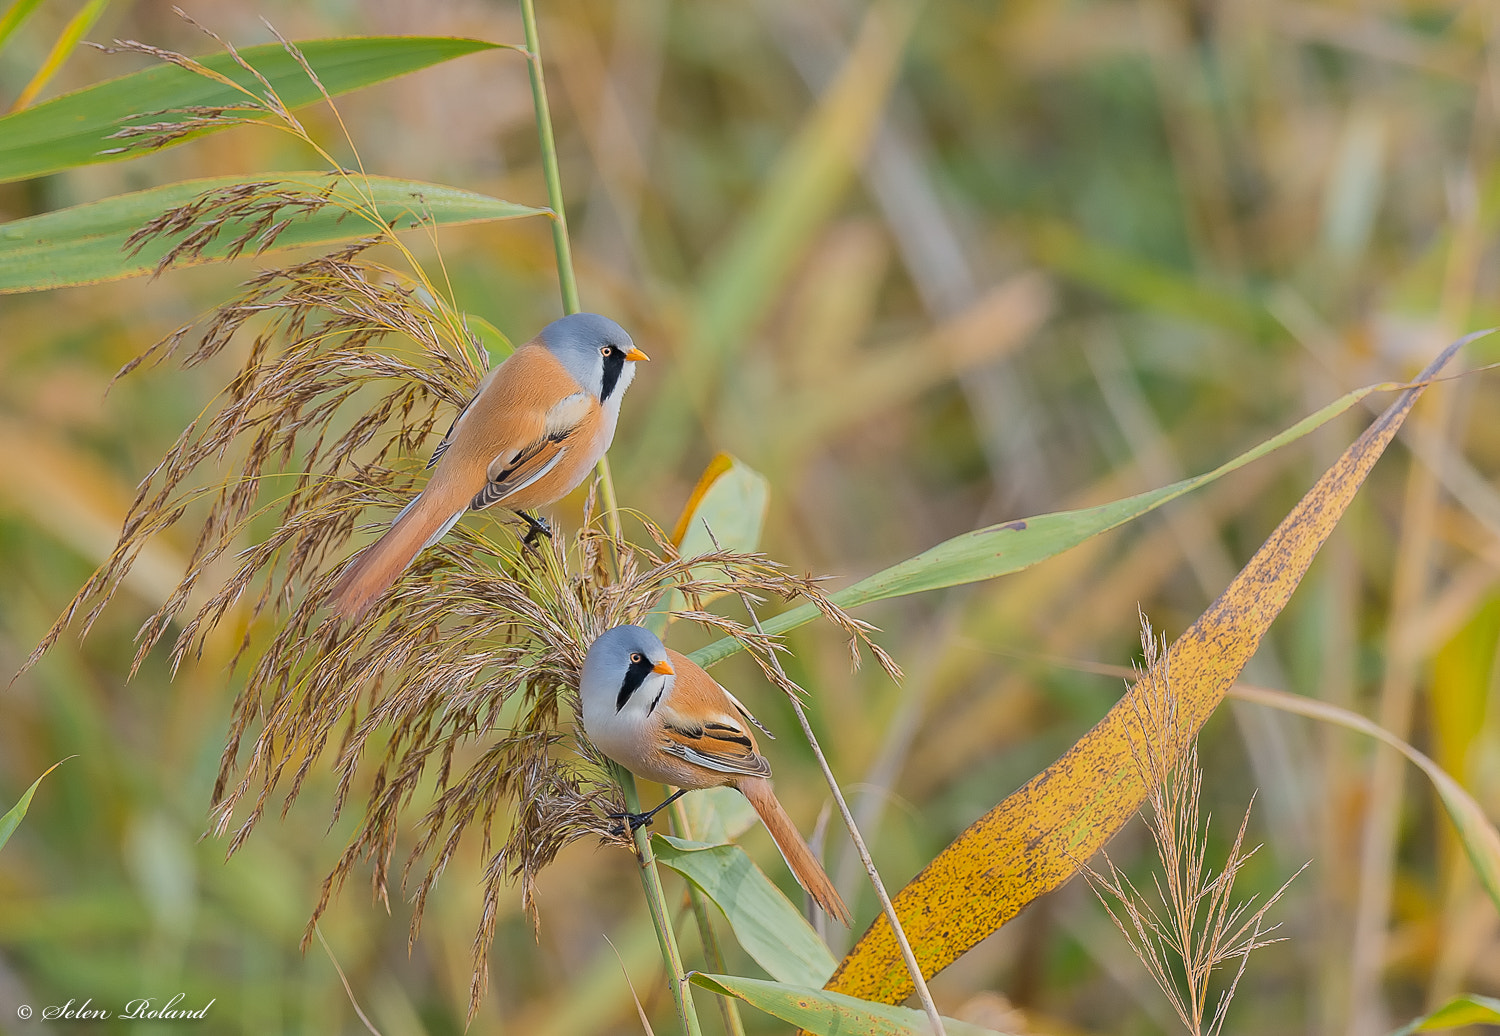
[734,592,947,1036]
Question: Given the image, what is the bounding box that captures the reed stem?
[672,798,748,1036]
[737,596,947,1036]
[616,763,705,1036]
[519,0,624,543]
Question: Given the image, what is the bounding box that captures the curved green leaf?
[1391,994,1500,1035]
[655,834,836,988]
[647,452,769,635]
[0,36,503,183]
[0,173,546,292]
[671,453,769,559]
[679,786,758,846]
[689,973,1013,1036]
[689,366,1475,671]
[1233,684,1500,916]
[0,759,67,853]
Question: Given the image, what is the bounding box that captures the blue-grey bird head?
[538,313,647,406]
[580,624,676,731]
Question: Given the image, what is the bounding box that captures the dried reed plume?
[23,27,898,1016]
[94,10,331,158]
[1080,618,1305,1036]
[28,234,896,1014]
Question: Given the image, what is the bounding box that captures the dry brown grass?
[1081,619,1306,1036]
[24,172,892,1016]
[94,11,333,158]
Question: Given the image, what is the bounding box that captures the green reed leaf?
[0,173,545,292]
[647,452,769,636]
[1390,993,1500,1035]
[1233,684,1500,917]
[691,372,1421,670]
[689,973,1014,1036]
[655,835,836,988]
[0,36,501,183]
[0,760,67,853]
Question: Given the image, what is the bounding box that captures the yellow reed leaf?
[670,452,736,547]
[824,330,1482,1005]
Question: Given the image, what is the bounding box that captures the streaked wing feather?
[660,704,770,778]
[663,740,771,778]
[471,441,566,510]
[427,421,456,469]
[720,685,774,739]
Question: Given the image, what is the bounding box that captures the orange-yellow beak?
[624,346,650,362]
[652,659,675,675]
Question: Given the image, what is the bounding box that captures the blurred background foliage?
[2,0,1499,1033]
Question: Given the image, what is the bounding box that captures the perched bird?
[580,624,851,926]
[329,313,647,621]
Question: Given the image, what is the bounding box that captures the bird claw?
[519,511,553,548]
[607,810,655,836]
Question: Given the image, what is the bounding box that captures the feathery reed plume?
[24,24,900,1017]
[24,21,486,680]
[29,235,890,1015]
[94,10,339,159]
[1080,617,1305,1036]
[25,241,486,677]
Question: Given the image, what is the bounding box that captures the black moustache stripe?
[600,347,626,404]
[616,654,656,711]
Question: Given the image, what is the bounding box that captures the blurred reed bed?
[2,0,1499,1033]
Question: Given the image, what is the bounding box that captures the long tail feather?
[328,493,462,622]
[739,777,851,926]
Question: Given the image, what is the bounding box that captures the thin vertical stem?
[519,0,624,543]
[519,8,685,1029]
[672,798,749,1036]
[735,598,947,1036]
[615,762,706,1036]
[521,0,579,315]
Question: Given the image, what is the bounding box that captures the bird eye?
[630,652,643,663]
[601,345,615,356]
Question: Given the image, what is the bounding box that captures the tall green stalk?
[616,764,706,1036]
[518,13,698,1032]
[673,798,748,1036]
[520,0,578,315]
[519,0,624,541]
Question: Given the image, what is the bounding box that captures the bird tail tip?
[741,777,852,927]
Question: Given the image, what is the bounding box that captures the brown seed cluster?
[34,216,888,1012]
[28,26,899,1013]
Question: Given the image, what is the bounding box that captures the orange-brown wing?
[427,344,591,505]
[657,650,771,778]
[471,436,567,510]
[427,365,502,469]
